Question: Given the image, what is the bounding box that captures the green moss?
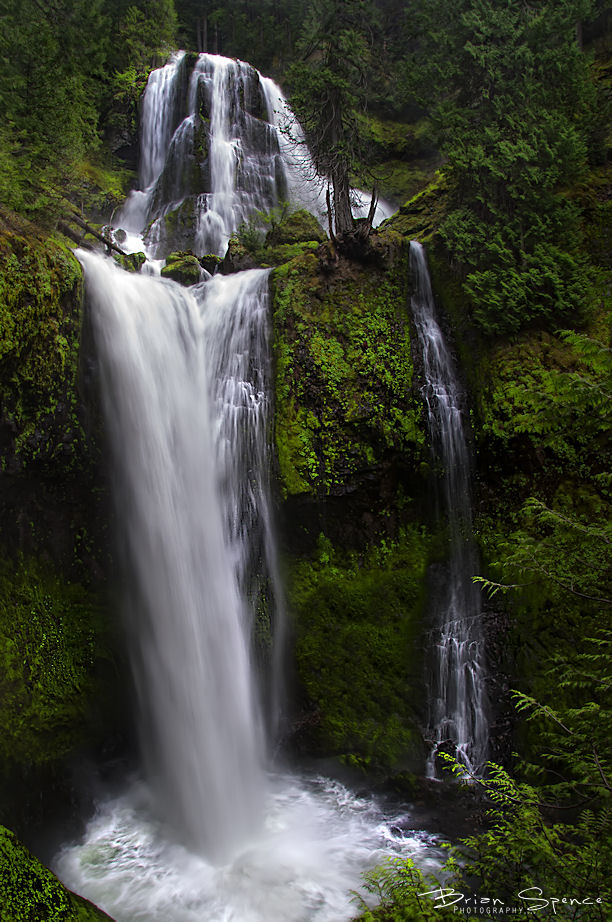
[386,172,449,241]
[260,240,320,268]
[0,225,86,473]
[271,246,424,498]
[0,557,113,770]
[352,113,440,202]
[289,529,429,772]
[371,160,434,204]
[161,251,202,286]
[0,825,112,921]
[112,251,145,273]
[265,209,326,247]
[69,158,134,221]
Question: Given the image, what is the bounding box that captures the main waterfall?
[409,241,488,777]
[54,54,446,921]
[79,253,272,859]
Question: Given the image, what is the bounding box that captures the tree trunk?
[332,168,354,237]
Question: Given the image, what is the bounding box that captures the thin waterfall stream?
[53,54,449,920]
[409,241,488,777]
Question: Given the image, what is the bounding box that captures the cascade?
[409,241,488,777]
[119,52,392,258]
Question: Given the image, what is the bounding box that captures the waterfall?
[201,268,286,737]
[409,241,488,777]
[118,52,392,257]
[139,51,187,190]
[53,54,450,922]
[259,76,394,226]
[80,252,269,858]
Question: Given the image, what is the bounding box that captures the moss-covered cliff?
[269,233,436,770]
[270,234,424,518]
[0,214,123,847]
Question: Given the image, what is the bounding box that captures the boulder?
[161,251,202,286]
[265,209,326,247]
[220,236,261,274]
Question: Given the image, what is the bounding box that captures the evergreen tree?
[287,0,378,238]
[409,0,597,334]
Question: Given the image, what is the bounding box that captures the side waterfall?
[409,241,488,776]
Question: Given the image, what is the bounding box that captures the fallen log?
[67,212,127,256]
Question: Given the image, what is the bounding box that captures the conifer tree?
[287,0,378,238]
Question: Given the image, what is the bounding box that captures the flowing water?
[409,241,488,777]
[55,772,446,922]
[52,54,449,919]
[118,52,392,259]
[77,252,266,860]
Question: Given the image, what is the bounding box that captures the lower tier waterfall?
[80,251,271,860]
[409,241,488,777]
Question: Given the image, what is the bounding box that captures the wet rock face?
[149,116,212,218]
[146,199,199,255]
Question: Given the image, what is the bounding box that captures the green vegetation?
[353,632,612,921]
[0,825,111,921]
[290,530,429,771]
[287,0,381,237]
[271,238,424,497]
[0,557,113,772]
[161,251,202,285]
[407,0,604,334]
[0,222,86,472]
[0,0,175,220]
[232,206,326,269]
[0,0,609,917]
[352,858,453,921]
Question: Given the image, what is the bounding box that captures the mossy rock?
[161,251,201,286]
[147,198,198,257]
[199,253,223,275]
[0,223,86,475]
[0,557,116,775]
[0,825,113,921]
[220,236,261,274]
[112,251,145,273]
[387,172,449,242]
[265,209,326,247]
[260,240,320,268]
[289,530,429,772]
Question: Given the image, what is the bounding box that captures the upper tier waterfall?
[119,52,392,258]
[409,241,488,777]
